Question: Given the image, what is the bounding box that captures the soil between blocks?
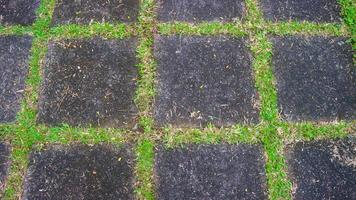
[38,38,138,127]
[51,0,139,25]
[271,36,355,121]
[286,137,356,200]
[260,0,342,22]
[155,144,267,200]
[0,0,39,25]
[156,0,246,22]
[154,36,259,127]
[0,142,10,192]
[0,35,32,123]
[23,144,135,200]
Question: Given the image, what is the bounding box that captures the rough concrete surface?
[260,0,342,22]
[287,137,356,200]
[0,35,32,123]
[0,0,39,25]
[51,0,139,25]
[23,144,135,200]
[38,38,138,127]
[154,36,259,127]
[155,144,267,200]
[157,0,246,22]
[271,36,355,121]
[0,142,10,193]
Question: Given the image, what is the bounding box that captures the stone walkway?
[0,0,355,200]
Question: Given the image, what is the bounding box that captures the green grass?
[261,124,293,200]
[158,22,247,36]
[245,2,292,198]
[338,0,356,37]
[135,139,155,200]
[281,122,353,142]
[338,0,356,61]
[0,0,355,199]
[135,0,157,134]
[50,23,132,39]
[264,22,349,36]
[0,25,33,36]
[249,32,278,123]
[162,125,260,148]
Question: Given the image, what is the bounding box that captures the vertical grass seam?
[135,0,157,133]
[245,1,293,200]
[134,0,157,199]
[261,125,293,200]
[3,38,48,200]
[3,0,56,199]
[135,139,155,200]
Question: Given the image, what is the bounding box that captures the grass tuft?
[249,33,278,122]
[50,23,132,39]
[261,125,293,200]
[135,139,155,200]
[338,0,356,61]
[162,125,260,148]
[158,22,247,36]
[265,21,349,36]
[281,121,353,142]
